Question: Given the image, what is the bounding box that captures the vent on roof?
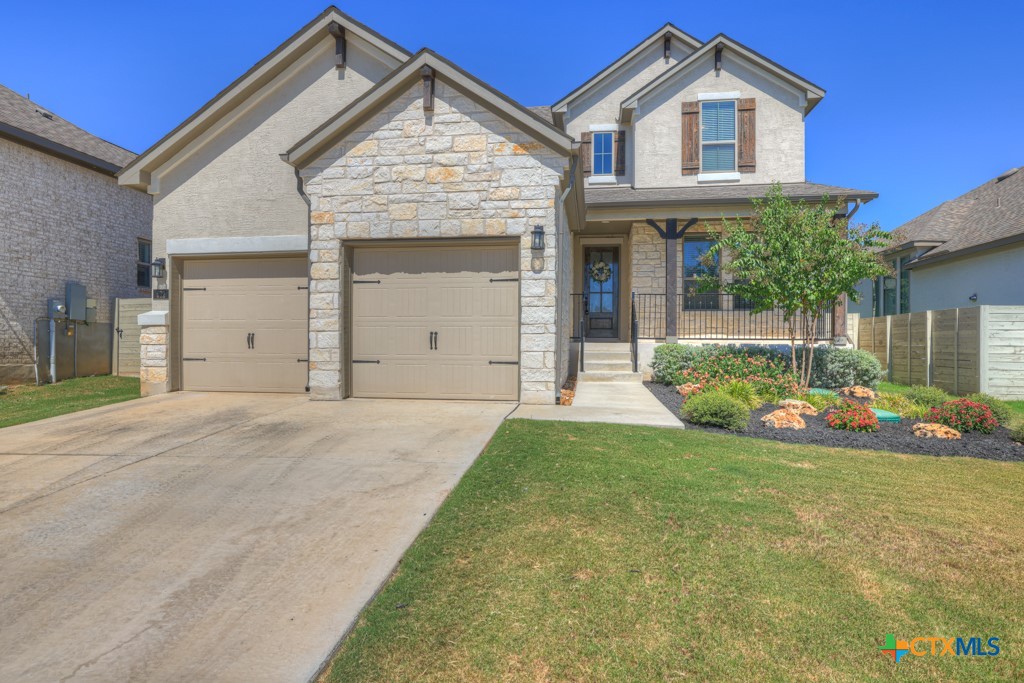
[35,108,54,121]
[997,167,1019,182]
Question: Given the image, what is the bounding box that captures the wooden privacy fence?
[858,306,1024,399]
[112,298,152,377]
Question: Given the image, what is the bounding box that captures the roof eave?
[906,232,1024,269]
[0,122,123,176]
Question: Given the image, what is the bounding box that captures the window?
[899,256,911,313]
[137,239,152,289]
[701,101,736,173]
[882,260,897,316]
[683,238,719,310]
[592,131,614,175]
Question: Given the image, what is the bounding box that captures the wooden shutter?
[614,130,626,176]
[681,101,699,175]
[738,98,756,173]
[580,131,592,176]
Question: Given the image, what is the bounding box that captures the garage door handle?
[246,332,253,349]
[251,332,255,349]
[429,331,436,350]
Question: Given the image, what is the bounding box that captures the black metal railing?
[631,292,834,341]
[630,293,639,372]
[571,293,588,373]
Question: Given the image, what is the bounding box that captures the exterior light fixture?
[531,225,545,251]
[151,258,166,279]
[969,293,978,302]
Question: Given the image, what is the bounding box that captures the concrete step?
[578,370,643,383]
[584,359,634,372]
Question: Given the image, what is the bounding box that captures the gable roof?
[619,33,826,122]
[551,23,702,114]
[118,6,410,190]
[898,167,1024,268]
[0,82,135,174]
[283,49,573,169]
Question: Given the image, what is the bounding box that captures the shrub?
[872,392,928,419]
[721,380,763,409]
[1011,424,1024,444]
[964,393,1013,426]
[675,347,798,403]
[682,391,751,431]
[795,391,842,412]
[826,401,880,432]
[928,399,998,434]
[801,347,883,390]
[650,344,711,385]
[904,385,954,409]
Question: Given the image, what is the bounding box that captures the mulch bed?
[645,382,1024,461]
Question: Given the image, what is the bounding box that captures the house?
[120,6,875,404]
[852,167,1023,317]
[0,83,153,385]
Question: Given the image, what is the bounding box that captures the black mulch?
[646,382,1024,461]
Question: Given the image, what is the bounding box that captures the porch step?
[578,370,643,384]
[585,359,634,372]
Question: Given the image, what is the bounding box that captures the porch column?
[646,218,694,342]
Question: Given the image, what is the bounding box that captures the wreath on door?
[589,260,612,283]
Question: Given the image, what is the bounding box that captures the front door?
[584,246,619,339]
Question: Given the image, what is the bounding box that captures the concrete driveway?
[0,392,511,682]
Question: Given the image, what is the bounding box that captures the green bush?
[721,380,763,409]
[682,391,751,431]
[904,385,954,409]
[964,393,1013,426]
[802,347,883,390]
[929,399,998,434]
[1011,424,1024,444]
[675,347,798,403]
[795,391,841,412]
[873,392,928,419]
[650,344,711,385]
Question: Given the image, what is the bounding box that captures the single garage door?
[351,243,519,400]
[181,257,308,393]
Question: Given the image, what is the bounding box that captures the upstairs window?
[701,100,736,173]
[137,239,152,289]
[592,131,614,175]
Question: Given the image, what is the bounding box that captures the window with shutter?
[700,101,736,173]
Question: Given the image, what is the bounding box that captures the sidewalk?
[510,381,683,429]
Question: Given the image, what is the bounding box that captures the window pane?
[593,131,613,175]
[683,240,718,278]
[138,241,151,262]
[137,264,151,288]
[701,101,735,142]
[702,143,735,172]
[684,281,719,310]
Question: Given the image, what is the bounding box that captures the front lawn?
[0,376,140,429]
[325,420,1023,682]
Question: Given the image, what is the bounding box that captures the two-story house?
[120,6,875,405]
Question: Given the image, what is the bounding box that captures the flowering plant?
[825,401,880,432]
[674,349,798,402]
[928,399,998,434]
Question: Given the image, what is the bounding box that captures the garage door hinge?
[183,287,206,291]
[297,286,309,290]
[183,357,207,361]
[489,278,519,282]
[352,280,381,284]
[296,358,309,363]
[352,359,381,364]
[489,360,519,365]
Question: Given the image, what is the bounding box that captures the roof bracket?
[663,34,671,60]
[420,66,435,113]
[327,21,346,69]
[715,45,724,74]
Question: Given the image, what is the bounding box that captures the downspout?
[845,198,863,222]
[556,150,580,403]
[293,166,312,393]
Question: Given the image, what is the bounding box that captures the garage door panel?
[182,258,307,393]
[353,324,429,357]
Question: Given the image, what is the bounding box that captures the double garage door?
[179,244,519,400]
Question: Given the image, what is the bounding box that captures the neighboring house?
[0,83,153,384]
[120,6,875,404]
[852,167,1024,317]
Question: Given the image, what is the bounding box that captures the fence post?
[954,308,960,395]
[979,306,989,394]
[925,310,933,387]
[886,315,893,382]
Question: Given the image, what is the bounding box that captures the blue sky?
[3,1,1022,230]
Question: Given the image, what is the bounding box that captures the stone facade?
[139,324,168,396]
[300,80,569,404]
[0,137,152,383]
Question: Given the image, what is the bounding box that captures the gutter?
[904,232,1024,270]
[0,122,123,176]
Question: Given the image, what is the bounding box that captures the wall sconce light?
[151,258,166,279]
[969,293,978,302]
[531,225,545,251]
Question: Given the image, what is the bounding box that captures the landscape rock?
[676,383,701,397]
[840,385,877,400]
[761,409,806,430]
[779,399,818,416]
[912,423,962,440]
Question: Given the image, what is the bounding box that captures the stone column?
[308,210,342,400]
[138,310,169,396]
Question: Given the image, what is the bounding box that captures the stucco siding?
[634,52,805,189]
[909,243,1024,312]
[150,35,394,261]
[0,137,152,382]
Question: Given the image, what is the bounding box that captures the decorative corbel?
[663,34,672,59]
[327,21,346,69]
[420,66,435,112]
[715,44,724,74]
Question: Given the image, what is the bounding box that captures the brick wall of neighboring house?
[0,136,153,383]
[300,80,570,404]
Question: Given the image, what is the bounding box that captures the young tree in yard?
[701,183,890,387]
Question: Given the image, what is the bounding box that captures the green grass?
[0,376,140,429]
[880,381,1024,425]
[325,420,1024,682]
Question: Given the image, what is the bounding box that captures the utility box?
[66,283,87,322]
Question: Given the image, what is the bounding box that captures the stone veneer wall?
[300,80,569,404]
[139,324,168,395]
[629,222,682,296]
[0,137,152,383]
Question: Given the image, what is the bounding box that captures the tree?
[701,183,890,388]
